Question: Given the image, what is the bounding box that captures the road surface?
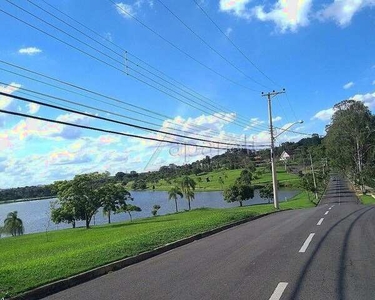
[44,176,375,300]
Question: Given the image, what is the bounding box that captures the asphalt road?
[44,176,375,300]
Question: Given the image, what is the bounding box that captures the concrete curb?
[10,210,284,300]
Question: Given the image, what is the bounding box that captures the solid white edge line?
[269,282,289,300]
[317,218,324,226]
[299,233,315,253]
[325,211,329,215]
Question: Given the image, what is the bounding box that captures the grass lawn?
[0,191,314,298]
[129,168,301,192]
[360,194,375,205]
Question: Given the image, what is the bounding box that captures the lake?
[0,189,299,235]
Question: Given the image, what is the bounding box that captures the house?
[279,151,291,161]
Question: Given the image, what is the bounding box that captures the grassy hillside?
[0,191,313,298]
[127,168,301,192]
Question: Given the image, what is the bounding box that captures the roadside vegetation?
[0,191,314,298]
[360,194,375,205]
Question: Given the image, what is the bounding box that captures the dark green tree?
[3,211,24,236]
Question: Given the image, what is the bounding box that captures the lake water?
[0,189,299,235]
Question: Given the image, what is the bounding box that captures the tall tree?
[325,100,375,190]
[168,186,183,213]
[179,176,196,211]
[102,183,131,224]
[223,184,254,207]
[3,211,24,236]
[259,184,273,204]
[53,172,110,229]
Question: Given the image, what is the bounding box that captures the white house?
[279,151,291,161]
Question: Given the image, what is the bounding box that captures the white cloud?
[244,117,266,131]
[225,27,233,36]
[27,103,40,114]
[272,116,282,122]
[0,82,21,110]
[318,0,375,26]
[219,0,252,18]
[115,0,153,18]
[352,91,375,109]
[18,47,42,55]
[343,81,354,89]
[219,0,313,33]
[372,80,375,85]
[115,2,136,18]
[253,0,313,33]
[311,107,335,121]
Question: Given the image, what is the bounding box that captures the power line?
[155,0,269,89]
[192,0,279,88]
[0,108,267,150]
[0,91,271,148]
[108,0,260,92]
[0,60,262,142]
[35,0,267,129]
[0,5,269,133]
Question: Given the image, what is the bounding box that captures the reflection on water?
[0,189,299,234]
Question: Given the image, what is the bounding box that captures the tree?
[102,183,131,224]
[151,204,161,216]
[180,176,196,210]
[325,100,375,191]
[168,186,183,213]
[236,170,252,185]
[51,201,77,228]
[120,204,141,222]
[3,211,24,236]
[53,172,110,229]
[218,176,225,190]
[259,184,273,204]
[132,179,147,190]
[223,184,254,207]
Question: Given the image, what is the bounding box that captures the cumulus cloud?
[115,0,154,18]
[27,103,40,114]
[225,27,233,36]
[115,2,136,17]
[219,0,252,18]
[343,81,354,89]
[244,117,266,131]
[318,0,375,26]
[252,0,313,32]
[18,47,42,55]
[352,90,375,109]
[0,82,21,109]
[272,116,282,122]
[312,90,375,122]
[311,107,335,121]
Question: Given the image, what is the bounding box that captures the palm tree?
[185,189,195,211]
[3,211,24,236]
[168,186,183,213]
[180,176,196,211]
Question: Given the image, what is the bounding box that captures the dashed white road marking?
[317,218,324,226]
[299,233,315,253]
[269,282,289,300]
[324,211,329,215]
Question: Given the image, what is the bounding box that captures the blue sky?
[0,0,375,187]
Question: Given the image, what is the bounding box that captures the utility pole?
[261,89,285,209]
[309,152,318,200]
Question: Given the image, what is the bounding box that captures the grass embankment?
[129,168,301,192]
[0,190,314,298]
[360,194,375,205]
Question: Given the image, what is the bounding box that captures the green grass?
[131,168,301,192]
[0,191,314,298]
[360,194,375,205]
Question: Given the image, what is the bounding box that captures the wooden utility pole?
[261,89,285,209]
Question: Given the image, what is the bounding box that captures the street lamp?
[270,120,304,209]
